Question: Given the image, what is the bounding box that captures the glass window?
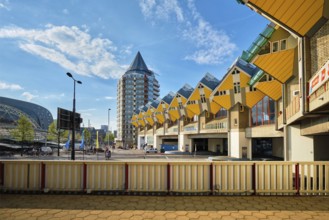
[259,42,271,55]
[200,94,206,103]
[215,108,227,119]
[251,96,275,127]
[272,41,279,53]
[280,39,286,50]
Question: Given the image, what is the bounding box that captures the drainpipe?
[301,37,308,115]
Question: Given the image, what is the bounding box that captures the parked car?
[145,148,158,153]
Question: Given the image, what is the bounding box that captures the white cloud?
[62,8,69,15]
[105,96,116,100]
[0,25,126,79]
[0,81,23,90]
[22,92,38,101]
[139,0,237,65]
[120,45,133,55]
[43,93,65,100]
[0,1,10,10]
[139,0,184,23]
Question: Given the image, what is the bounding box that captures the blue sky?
[0,0,268,130]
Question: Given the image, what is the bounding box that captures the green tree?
[104,132,114,145]
[47,120,69,156]
[11,115,35,155]
[84,129,91,147]
[75,132,81,142]
[47,120,69,142]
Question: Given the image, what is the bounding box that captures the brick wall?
[310,21,329,74]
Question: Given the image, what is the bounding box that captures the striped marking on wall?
[85,162,125,191]
[45,162,83,191]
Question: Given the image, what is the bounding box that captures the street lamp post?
[108,108,111,148]
[67,72,82,160]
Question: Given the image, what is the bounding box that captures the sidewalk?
[1,194,329,219]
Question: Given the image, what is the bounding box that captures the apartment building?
[117,52,160,147]
[132,0,329,161]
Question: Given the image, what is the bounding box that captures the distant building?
[101,125,108,132]
[0,96,53,140]
[116,52,160,146]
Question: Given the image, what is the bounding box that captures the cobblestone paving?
[1,194,329,219]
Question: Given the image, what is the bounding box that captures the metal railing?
[1,160,328,196]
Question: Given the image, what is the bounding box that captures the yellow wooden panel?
[275,0,299,20]
[155,114,165,124]
[255,80,282,101]
[186,103,200,115]
[212,95,231,110]
[266,0,285,15]
[218,74,233,91]
[168,109,179,120]
[260,0,277,12]
[298,7,323,35]
[246,91,265,108]
[209,102,221,114]
[145,117,154,126]
[264,52,293,79]
[156,104,163,112]
[185,108,196,118]
[240,73,251,87]
[132,121,138,127]
[170,97,179,107]
[180,97,188,105]
[189,89,200,101]
[138,118,145,127]
[295,2,323,33]
[254,48,295,83]
[204,87,212,98]
[284,0,318,32]
[253,0,266,8]
[250,0,324,35]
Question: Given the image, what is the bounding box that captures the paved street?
[1,194,329,219]
[0,149,213,161]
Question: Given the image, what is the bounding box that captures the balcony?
[166,126,178,134]
[285,95,300,122]
[277,113,284,129]
[201,119,228,133]
[183,123,197,132]
[156,127,164,135]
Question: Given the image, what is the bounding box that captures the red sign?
[309,60,329,95]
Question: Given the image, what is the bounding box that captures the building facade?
[132,0,329,161]
[116,52,160,147]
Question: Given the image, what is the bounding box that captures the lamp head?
[66,72,73,78]
[109,108,111,111]
[77,81,82,84]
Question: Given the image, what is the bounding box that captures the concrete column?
[286,124,314,161]
[228,103,251,159]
